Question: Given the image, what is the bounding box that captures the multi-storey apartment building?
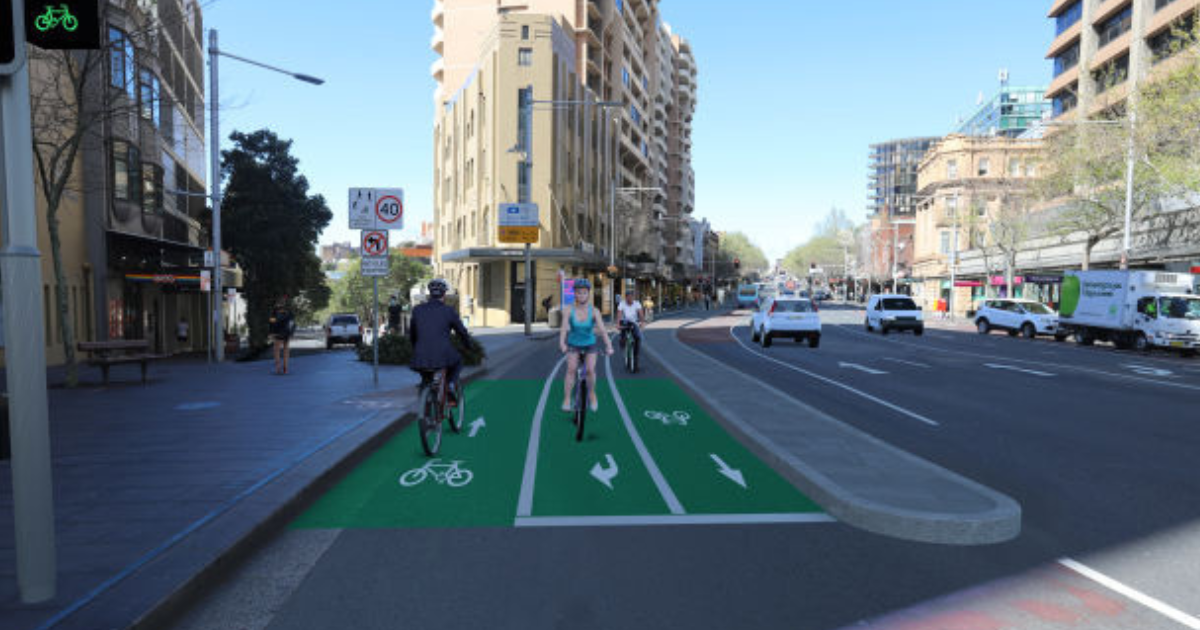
[1047,0,1198,119]
[1,0,212,368]
[912,135,1045,315]
[866,137,938,291]
[431,0,697,325]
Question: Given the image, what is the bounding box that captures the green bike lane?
[292,356,825,530]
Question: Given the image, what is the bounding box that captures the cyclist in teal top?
[559,279,614,412]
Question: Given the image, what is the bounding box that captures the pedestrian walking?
[388,295,402,334]
[269,296,296,375]
[176,317,189,351]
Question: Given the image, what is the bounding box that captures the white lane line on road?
[729,325,939,427]
[1058,558,1200,629]
[516,356,566,518]
[831,324,1200,393]
[882,357,931,368]
[515,513,835,527]
[605,354,685,514]
[984,363,1055,377]
[838,361,888,375]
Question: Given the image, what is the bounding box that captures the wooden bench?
[78,340,167,385]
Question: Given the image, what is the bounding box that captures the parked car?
[325,313,363,349]
[751,297,821,348]
[974,299,1062,339]
[864,294,924,335]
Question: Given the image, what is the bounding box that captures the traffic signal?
[1,0,24,75]
[24,0,100,50]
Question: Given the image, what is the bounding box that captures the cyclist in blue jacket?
[559,279,614,412]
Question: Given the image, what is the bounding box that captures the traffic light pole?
[1,10,57,601]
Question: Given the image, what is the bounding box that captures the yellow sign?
[498,226,539,244]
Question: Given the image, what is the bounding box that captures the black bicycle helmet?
[575,278,592,290]
[428,279,449,298]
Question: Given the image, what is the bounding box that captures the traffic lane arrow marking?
[469,417,486,437]
[984,363,1055,377]
[1122,364,1175,378]
[837,361,888,375]
[590,454,619,489]
[710,454,746,489]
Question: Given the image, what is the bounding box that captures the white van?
[864,294,924,336]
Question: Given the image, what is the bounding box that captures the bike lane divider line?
[289,379,541,529]
[516,356,566,518]
[614,378,824,517]
[527,368,668,520]
[604,355,685,515]
[730,324,940,427]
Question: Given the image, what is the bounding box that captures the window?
[1008,157,1020,176]
[108,27,135,97]
[1053,42,1080,76]
[622,67,629,86]
[977,157,990,177]
[1156,0,1180,11]
[142,163,163,214]
[1097,6,1133,48]
[1053,91,1078,116]
[940,231,951,255]
[521,25,529,40]
[1093,54,1129,93]
[946,159,958,179]
[1150,14,1195,62]
[615,0,624,15]
[138,68,160,126]
[518,47,532,66]
[1056,1,1082,35]
[111,140,140,203]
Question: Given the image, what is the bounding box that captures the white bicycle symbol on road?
[643,409,691,426]
[398,459,474,488]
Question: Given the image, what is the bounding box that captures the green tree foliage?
[1137,20,1200,194]
[328,254,431,323]
[782,208,858,276]
[220,130,332,349]
[718,232,768,274]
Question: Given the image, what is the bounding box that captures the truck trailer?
[1058,270,1200,354]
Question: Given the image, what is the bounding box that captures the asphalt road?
[164,307,1200,630]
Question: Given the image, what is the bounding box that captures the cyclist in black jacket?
[409,279,475,404]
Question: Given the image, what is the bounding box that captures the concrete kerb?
[120,336,545,630]
[642,317,1022,546]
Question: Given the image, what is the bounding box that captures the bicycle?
[416,368,463,456]
[620,322,639,373]
[567,347,589,442]
[34,4,79,32]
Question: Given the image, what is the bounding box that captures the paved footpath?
[0,329,536,630]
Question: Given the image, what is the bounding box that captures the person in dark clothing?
[268,297,296,375]
[387,295,402,334]
[409,279,475,404]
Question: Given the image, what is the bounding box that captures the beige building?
[432,0,697,325]
[1047,0,1198,119]
[913,135,1044,316]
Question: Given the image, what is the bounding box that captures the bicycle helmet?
[574,278,592,290]
[428,279,449,298]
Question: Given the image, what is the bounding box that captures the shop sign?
[1025,274,1062,284]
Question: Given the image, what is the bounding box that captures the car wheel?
[914,327,924,337]
[808,334,820,348]
[1134,332,1150,353]
[762,332,772,348]
[865,319,872,333]
[1021,323,1036,339]
[880,325,889,336]
[1054,333,1067,342]
[751,326,760,342]
[1075,331,1094,346]
[326,339,333,350]
[976,319,990,334]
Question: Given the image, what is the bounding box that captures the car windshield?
[882,298,918,310]
[332,316,357,325]
[1022,303,1054,315]
[739,288,756,296]
[1160,297,1200,320]
[774,300,813,313]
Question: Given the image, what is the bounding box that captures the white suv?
[974,299,1061,339]
[864,294,924,336]
[751,297,821,348]
[325,313,363,348]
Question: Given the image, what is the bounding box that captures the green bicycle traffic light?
[25,1,99,49]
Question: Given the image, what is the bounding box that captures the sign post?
[498,203,539,336]
[360,229,390,385]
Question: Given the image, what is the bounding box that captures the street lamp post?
[208,30,323,360]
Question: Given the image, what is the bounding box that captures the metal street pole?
[1,10,56,599]
[372,277,379,384]
[520,88,533,336]
[949,192,959,319]
[1120,108,1136,270]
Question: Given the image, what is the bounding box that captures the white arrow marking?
[985,363,1055,377]
[1123,364,1174,377]
[710,454,746,489]
[837,362,887,375]
[468,417,486,438]
[590,454,619,490]
[882,357,931,368]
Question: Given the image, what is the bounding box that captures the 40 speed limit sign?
[349,188,404,231]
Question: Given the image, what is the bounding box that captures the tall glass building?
[956,86,1051,137]
[868,137,938,218]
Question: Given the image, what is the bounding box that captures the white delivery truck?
[1058,270,1200,354]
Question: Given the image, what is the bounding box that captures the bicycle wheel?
[398,468,427,487]
[419,386,442,456]
[625,337,634,372]
[446,469,474,487]
[446,381,463,433]
[574,367,587,442]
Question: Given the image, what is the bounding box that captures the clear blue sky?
[202,0,1053,262]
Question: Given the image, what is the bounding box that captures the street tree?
[328,254,430,325]
[220,130,332,350]
[24,3,182,386]
[1135,19,1200,195]
[718,232,768,275]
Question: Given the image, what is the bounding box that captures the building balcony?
[1148,0,1199,39]
[1089,30,1132,71]
[1091,0,1132,27]
[432,1,443,26]
[1046,20,1081,59]
[588,0,601,20]
[1046,69,1078,101]
[430,57,444,80]
[431,28,444,54]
